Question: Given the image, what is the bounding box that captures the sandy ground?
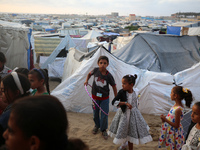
[49,79,163,150]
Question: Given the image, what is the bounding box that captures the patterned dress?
[182,125,200,150]
[158,106,184,150]
[108,91,152,145]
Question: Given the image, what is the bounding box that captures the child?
[108,74,152,150]
[158,86,193,150]
[28,68,50,95]
[3,95,69,150]
[0,52,12,79]
[182,102,200,150]
[84,55,117,140]
[0,72,30,146]
[0,67,29,116]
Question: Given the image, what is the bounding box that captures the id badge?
[96,92,102,97]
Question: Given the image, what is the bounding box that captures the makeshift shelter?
[0,20,31,69]
[62,47,98,81]
[52,47,200,115]
[81,30,103,41]
[41,35,76,69]
[112,35,135,52]
[113,33,200,74]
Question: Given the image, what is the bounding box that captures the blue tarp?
[45,28,55,31]
[167,26,181,36]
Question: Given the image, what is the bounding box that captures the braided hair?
[122,74,137,86]
[173,86,193,107]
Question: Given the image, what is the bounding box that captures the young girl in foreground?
[3,95,68,150]
[182,102,200,150]
[108,74,152,150]
[0,72,30,146]
[28,68,50,95]
[158,86,193,150]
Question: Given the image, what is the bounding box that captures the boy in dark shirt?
[84,56,117,140]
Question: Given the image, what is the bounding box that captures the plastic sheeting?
[81,30,102,40]
[112,35,135,52]
[39,56,66,78]
[41,35,76,69]
[188,27,200,36]
[0,20,29,69]
[52,47,200,115]
[167,26,181,36]
[62,47,97,81]
[113,33,200,74]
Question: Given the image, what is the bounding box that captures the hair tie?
[33,68,45,79]
[11,72,24,95]
[182,88,189,93]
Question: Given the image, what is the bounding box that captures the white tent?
[112,35,135,52]
[52,47,200,115]
[188,27,200,36]
[81,30,103,40]
[62,47,98,81]
[0,20,30,69]
[41,35,76,69]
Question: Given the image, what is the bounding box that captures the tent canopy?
[52,47,200,115]
[113,33,200,74]
[0,20,30,69]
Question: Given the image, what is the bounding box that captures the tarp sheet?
[167,26,181,36]
[0,20,29,69]
[52,47,200,115]
[113,33,200,74]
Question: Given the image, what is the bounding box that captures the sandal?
[92,126,99,134]
[102,131,108,140]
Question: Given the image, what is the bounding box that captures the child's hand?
[160,114,166,123]
[84,81,88,86]
[126,103,132,109]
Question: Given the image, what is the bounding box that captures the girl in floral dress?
[108,74,152,150]
[158,86,193,150]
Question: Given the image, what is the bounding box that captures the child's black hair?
[0,52,6,64]
[2,73,30,103]
[173,86,193,107]
[11,95,68,150]
[15,68,29,78]
[194,102,200,110]
[67,138,89,150]
[29,68,50,94]
[97,56,109,64]
[123,74,137,86]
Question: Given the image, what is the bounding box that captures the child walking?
[84,55,117,140]
[108,74,152,150]
[182,102,200,150]
[158,86,193,150]
[28,68,50,95]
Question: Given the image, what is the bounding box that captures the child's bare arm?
[84,73,92,85]
[112,85,117,97]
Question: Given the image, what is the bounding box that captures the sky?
[0,0,200,16]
